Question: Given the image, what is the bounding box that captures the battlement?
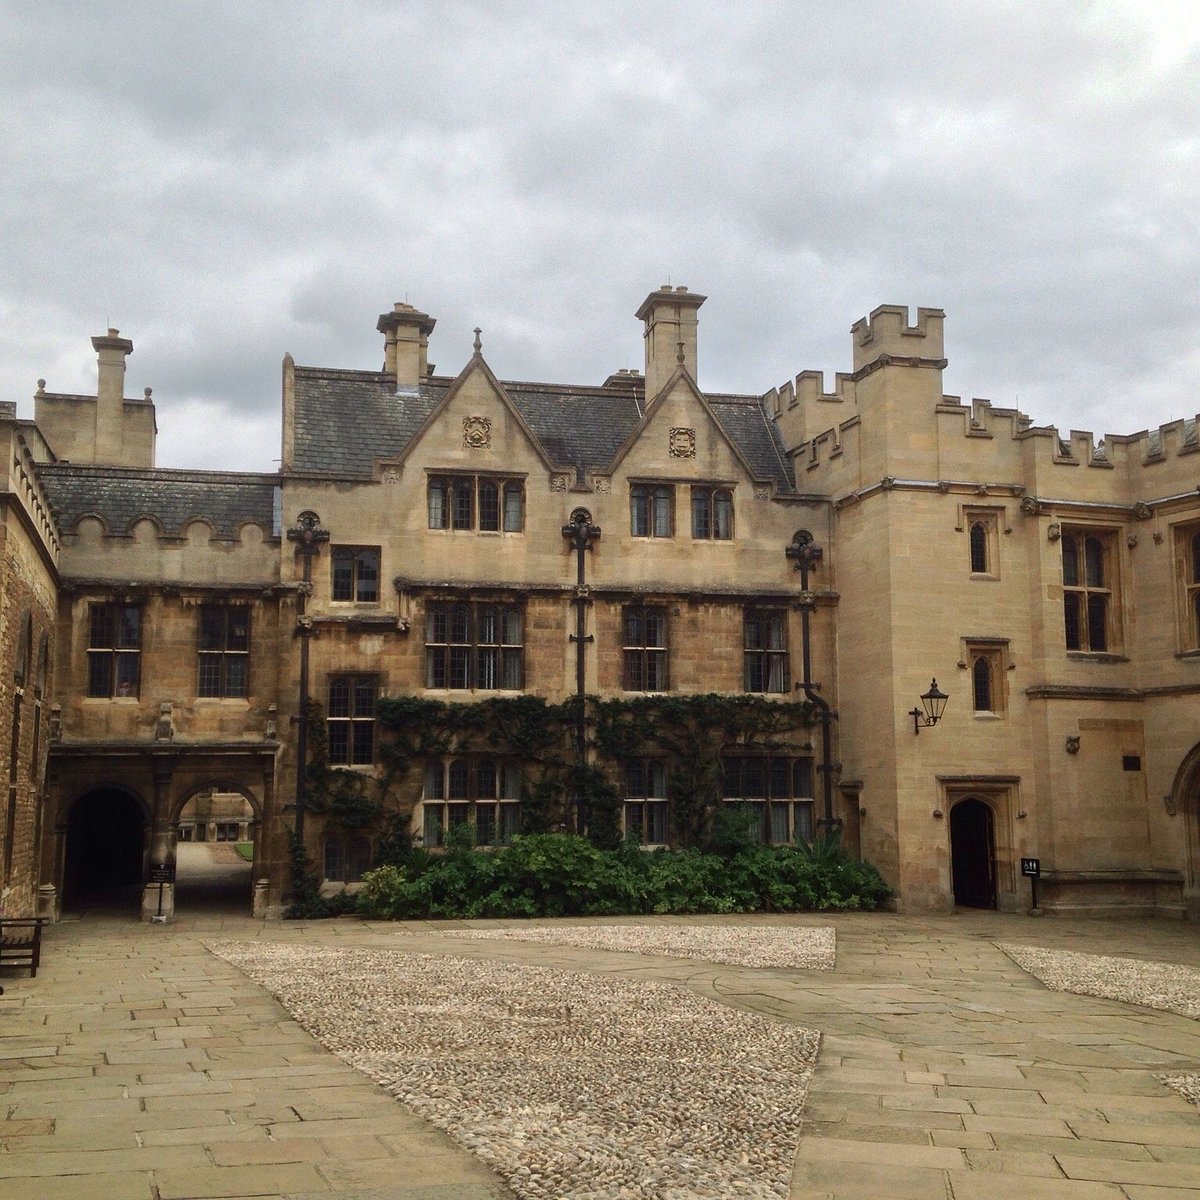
[767,370,856,420]
[851,305,945,372]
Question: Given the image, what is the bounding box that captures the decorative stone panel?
[463,416,492,449]
[669,428,696,458]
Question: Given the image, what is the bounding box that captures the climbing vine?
[363,692,815,848]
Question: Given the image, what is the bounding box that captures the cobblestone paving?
[4,909,1200,1200]
[437,923,837,969]
[211,941,820,1200]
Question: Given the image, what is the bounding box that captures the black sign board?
[148,862,176,884]
[1020,857,1040,878]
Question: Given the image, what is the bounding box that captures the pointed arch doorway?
[950,796,996,909]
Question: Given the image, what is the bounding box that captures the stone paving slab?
[2,908,1199,1199]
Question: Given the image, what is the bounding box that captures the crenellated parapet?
[935,396,1032,442]
[851,305,945,372]
[7,427,62,565]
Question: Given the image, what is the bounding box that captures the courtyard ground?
[2,907,1199,1199]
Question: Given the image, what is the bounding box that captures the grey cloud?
[1,1,1196,472]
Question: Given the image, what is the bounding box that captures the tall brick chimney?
[377,303,436,393]
[636,285,706,402]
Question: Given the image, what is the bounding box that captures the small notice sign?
[148,862,176,884]
[1020,858,1040,878]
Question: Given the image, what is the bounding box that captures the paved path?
[2,909,1198,1199]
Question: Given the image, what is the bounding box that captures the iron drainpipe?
[286,513,329,844]
[562,509,600,834]
[787,533,838,838]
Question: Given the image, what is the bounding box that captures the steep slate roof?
[290,367,447,477]
[707,394,796,492]
[291,365,797,492]
[503,383,641,473]
[37,463,279,539]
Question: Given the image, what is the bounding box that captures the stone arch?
[1167,743,1200,913]
[170,777,264,916]
[61,783,151,910]
[172,778,263,826]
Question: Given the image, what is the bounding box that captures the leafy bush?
[356,831,890,920]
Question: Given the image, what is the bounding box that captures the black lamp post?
[562,507,601,834]
[785,531,838,838]
[286,511,328,843]
[909,678,949,734]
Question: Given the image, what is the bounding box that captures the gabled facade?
[3,287,1197,921]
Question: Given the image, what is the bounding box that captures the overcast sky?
[2,1,1196,472]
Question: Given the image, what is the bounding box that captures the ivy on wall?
[304,693,816,847]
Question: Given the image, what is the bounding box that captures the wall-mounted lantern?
[908,678,949,735]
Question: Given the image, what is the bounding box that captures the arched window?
[692,487,734,539]
[972,656,993,712]
[323,836,344,881]
[448,759,470,799]
[969,522,988,573]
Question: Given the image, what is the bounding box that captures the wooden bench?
[0,917,47,978]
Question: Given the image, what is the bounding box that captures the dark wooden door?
[950,797,996,908]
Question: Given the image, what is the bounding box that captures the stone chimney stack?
[376,302,436,393]
[636,284,706,402]
[92,328,134,463]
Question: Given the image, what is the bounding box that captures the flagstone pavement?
[2,907,1199,1199]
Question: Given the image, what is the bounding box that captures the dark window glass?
[479,481,500,531]
[503,484,524,532]
[969,522,988,573]
[743,610,787,693]
[622,606,668,691]
[972,656,992,711]
[428,480,449,529]
[692,488,733,540]
[631,485,672,537]
[87,603,141,698]
[452,479,473,529]
[197,606,250,698]
[426,602,523,690]
[327,676,375,765]
[1062,530,1115,652]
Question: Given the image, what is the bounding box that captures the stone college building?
[2,287,1198,921]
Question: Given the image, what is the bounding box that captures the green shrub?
[355,831,890,920]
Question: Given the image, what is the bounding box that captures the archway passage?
[173,788,257,914]
[173,842,253,914]
[950,797,996,909]
[63,788,146,912]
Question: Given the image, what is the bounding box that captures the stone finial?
[473,327,483,354]
[36,379,45,393]
[144,387,153,399]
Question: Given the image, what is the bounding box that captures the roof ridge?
[37,463,279,485]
